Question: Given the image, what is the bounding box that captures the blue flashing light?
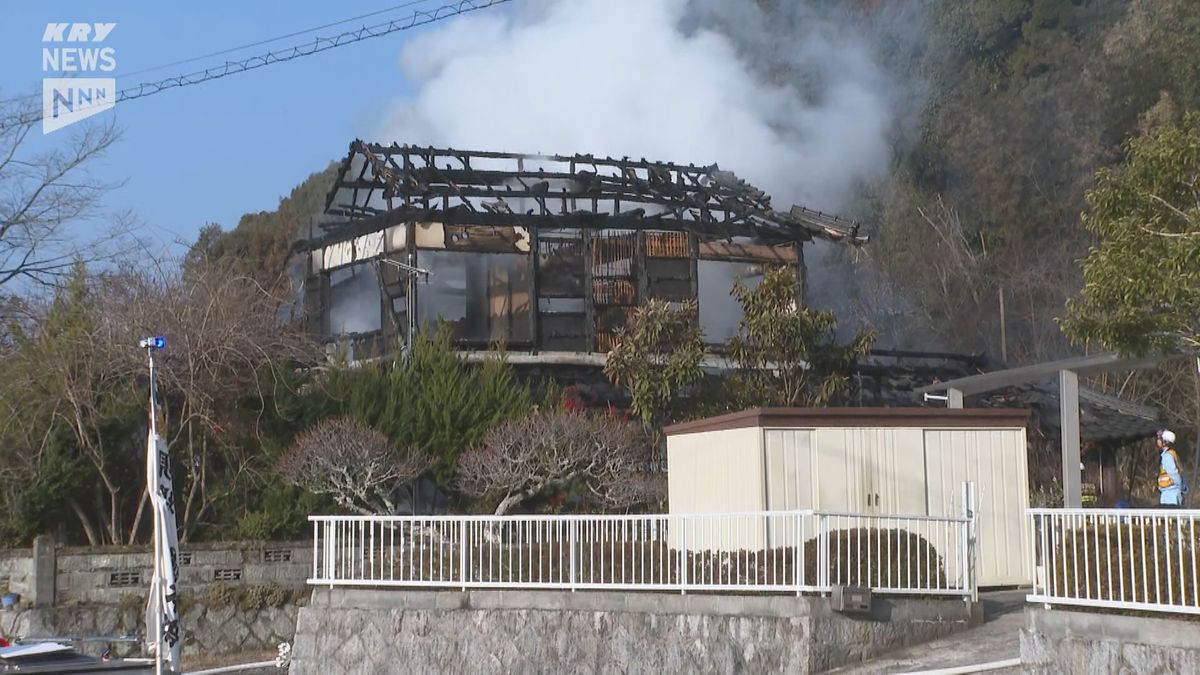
[153,336,166,349]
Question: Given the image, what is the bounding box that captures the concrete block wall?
[0,549,33,599]
[1021,607,1200,674]
[0,540,312,606]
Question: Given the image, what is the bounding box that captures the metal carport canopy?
[915,352,1164,396]
[916,351,1173,508]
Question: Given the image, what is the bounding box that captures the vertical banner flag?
[146,355,181,669]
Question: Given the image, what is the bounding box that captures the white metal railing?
[308,510,975,598]
[1028,508,1200,615]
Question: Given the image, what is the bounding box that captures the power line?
[0,0,444,108]
[1,0,511,131]
[119,0,443,80]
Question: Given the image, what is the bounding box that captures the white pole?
[148,346,163,675]
[960,481,978,602]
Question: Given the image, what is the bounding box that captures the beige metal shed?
[665,407,1032,587]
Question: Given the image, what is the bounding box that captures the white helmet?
[1159,429,1177,445]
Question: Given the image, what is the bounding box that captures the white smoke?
[377,0,901,213]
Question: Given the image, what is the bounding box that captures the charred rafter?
[307,141,867,251]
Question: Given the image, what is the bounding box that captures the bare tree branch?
[278,417,432,515]
[0,103,131,288]
[456,411,659,516]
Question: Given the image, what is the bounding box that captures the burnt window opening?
[698,260,764,344]
[537,236,585,298]
[417,250,531,346]
[327,262,382,335]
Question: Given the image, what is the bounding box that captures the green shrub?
[304,328,532,481]
[803,528,947,590]
[204,583,306,611]
[205,583,240,608]
[235,486,327,540]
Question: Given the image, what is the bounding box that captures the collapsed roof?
[304,141,868,250]
[984,384,1161,443]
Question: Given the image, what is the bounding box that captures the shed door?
[810,428,925,514]
[872,428,927,515]
[923,428,1031,587]
[813,428,865,511]
[763,429,815,510]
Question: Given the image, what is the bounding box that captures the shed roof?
[664,407,1031,436]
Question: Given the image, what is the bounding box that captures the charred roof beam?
[317,141,869,246]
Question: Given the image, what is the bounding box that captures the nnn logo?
[41,22,117,134]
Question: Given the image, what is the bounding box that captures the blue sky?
[0,1,479,252]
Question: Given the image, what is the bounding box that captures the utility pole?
[998,287,1008,364]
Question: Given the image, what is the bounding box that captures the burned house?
[298,142,865,360]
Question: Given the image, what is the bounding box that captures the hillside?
[857,0,1200,363]
[185,162,339,286]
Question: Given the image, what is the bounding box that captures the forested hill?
[192,0,1200,364]
[856,0,1200,364]
[185,162,338,285]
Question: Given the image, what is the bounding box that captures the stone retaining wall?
[0,595,302,658]
[290,589,978,674]
[1021,607,1200,674]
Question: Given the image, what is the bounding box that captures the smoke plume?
[378,0,916,213]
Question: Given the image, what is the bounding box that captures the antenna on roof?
[378,258,431,278]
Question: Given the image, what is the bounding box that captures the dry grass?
[1046,520,1200,608]
[181,647,276,670]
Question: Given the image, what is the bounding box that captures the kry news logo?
[42,22,117,134]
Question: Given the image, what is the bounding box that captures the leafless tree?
[97,259,322,540]
[868,191,1076,363]
[0,101,130,287]
[278,417,433,515]
[0,257,322,545]
[456,410,660,516]
[0,269,136,545]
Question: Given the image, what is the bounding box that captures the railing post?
[460,520,468,591]
[817,514,829,593]
[569,519,578,592]
[794,513,802,596]
[327,519,336,589]
[961,481,978,601]
[1032,506,1041,595]
[678,516,688,595]
[311,519,319,583]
